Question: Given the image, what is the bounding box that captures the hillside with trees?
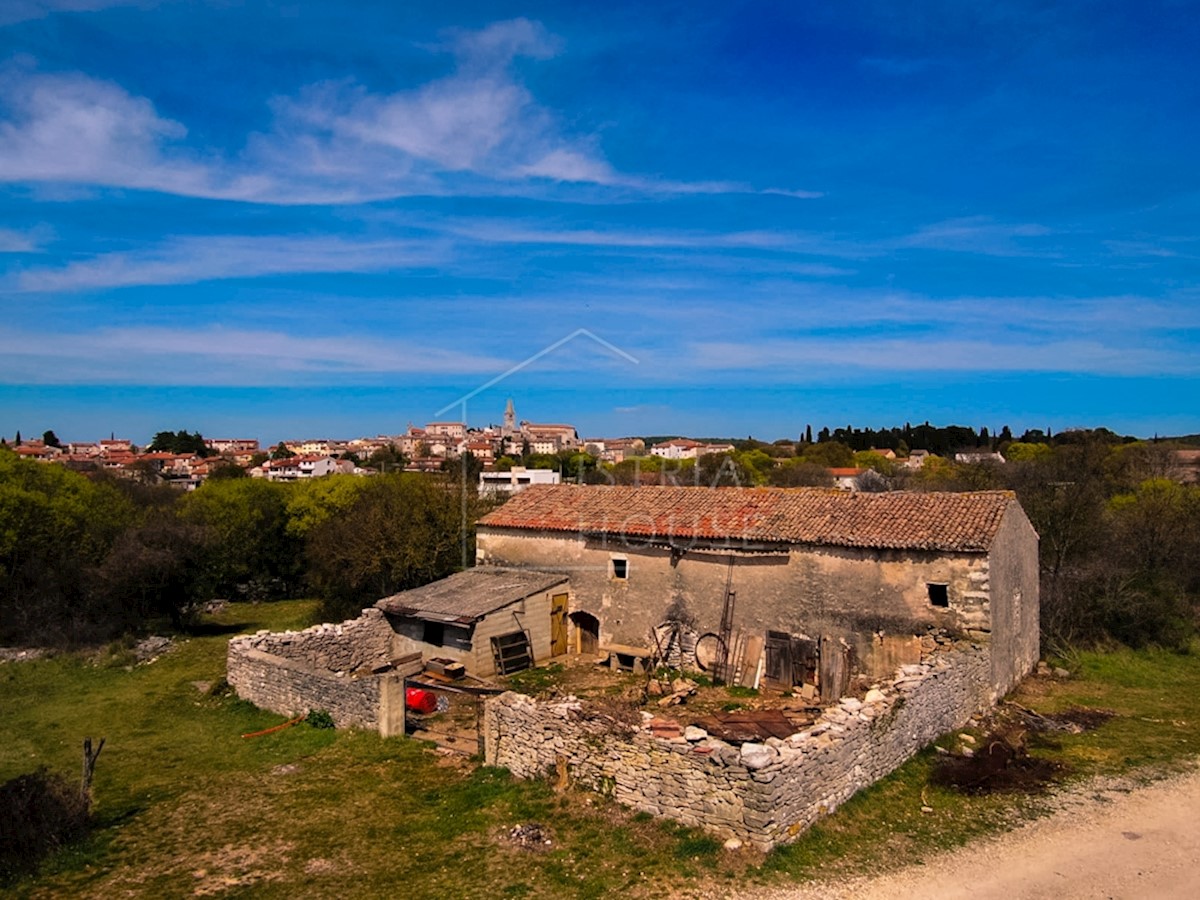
[0,449,486,645]
[1,424,1198,653]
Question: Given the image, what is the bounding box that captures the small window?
[927,583,949,608]
[611,557,629,580]
[422,621,445,646]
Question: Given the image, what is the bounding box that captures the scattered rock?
[191,680,213,694]
[723,837,743,851]
[684,725,708,742]
[133,635,174,663]
[1053,667,1070,678]
[864,688,886,704]
[508,822,552,849]
[0,647,49,663]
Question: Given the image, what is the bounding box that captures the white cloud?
[447,221,803,251]
[0,324,509,384]
[896,216,1057,256]
[0,226,46,252]
[0,20,820,203]
[13,234,447,291]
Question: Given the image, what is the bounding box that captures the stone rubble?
[485,643,993,851]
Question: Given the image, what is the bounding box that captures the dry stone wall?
[227,646,383,729]
[226,608,409,731]
[233,608,394,673]
[484,644,991,850]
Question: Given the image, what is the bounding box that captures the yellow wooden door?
[550,593,569,656]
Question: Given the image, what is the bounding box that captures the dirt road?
[752,765,1200,900]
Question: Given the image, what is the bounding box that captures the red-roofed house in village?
[475,484,1038,698]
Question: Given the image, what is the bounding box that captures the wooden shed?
[375,568,571,677]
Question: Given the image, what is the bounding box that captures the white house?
[479,466,562,495]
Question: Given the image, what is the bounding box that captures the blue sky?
[1,0,1198,443]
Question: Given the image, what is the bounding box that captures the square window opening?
[927,583,949,608]
[423,621,445,646]
[611,558,629,580]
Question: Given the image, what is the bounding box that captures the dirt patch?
[932,731,1064,795]
[189,840,294,896]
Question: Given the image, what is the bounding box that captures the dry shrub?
[0,769,90,879]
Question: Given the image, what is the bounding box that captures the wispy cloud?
[447,221,804,251]
[0,325,510,384]
[895,216,1057,257]
[0,0,146,27]
[13,234,447,291]
[685,335,1196,377]
[0,226,47,252]
[0,20,821,204]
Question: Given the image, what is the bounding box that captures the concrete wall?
[484,644,992,850]
[477,528,986,656]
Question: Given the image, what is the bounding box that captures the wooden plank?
[738,635,764,688]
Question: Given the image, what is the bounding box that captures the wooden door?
[550,593,569,656]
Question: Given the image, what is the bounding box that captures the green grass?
[3,607,1200,897]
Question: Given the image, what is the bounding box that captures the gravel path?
[745,764,1200,900]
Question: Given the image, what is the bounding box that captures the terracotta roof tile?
[477,485,1020,552]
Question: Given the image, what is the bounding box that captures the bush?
[305,709,335,729]
[0,769,90,879]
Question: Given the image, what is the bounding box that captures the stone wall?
[477,529,988,657]
[235,608,394,673]
[484,644,991,850]
[227,645,384,729]
[226,608,418,734]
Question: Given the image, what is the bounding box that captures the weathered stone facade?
[485,643,991,850]
[476,486,1040,699]
[227,609,419,734]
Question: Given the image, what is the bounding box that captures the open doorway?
[570,611,600,655]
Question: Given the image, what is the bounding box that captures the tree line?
[0,448,488,645]
[3,429,1198,653]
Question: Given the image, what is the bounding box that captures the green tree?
[853,451,896,476]
[306,474,466,620]
[180,478,299,599]
[41,430,62,448]
[285,474,371,539]
[365,443,406,472]
[798,441,854,468]
[0,450,136,643]
[270,442,296,460]
[768,460,834,487]
[148,430,210,456]
[92,512,210,629]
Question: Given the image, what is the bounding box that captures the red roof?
[478,485,1022,552]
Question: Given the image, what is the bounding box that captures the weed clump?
[305,709,335,729]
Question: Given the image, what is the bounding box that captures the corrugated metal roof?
[477,485,1020,552]
[375,567,568,622]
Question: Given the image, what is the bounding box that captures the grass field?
[3,601,1198,898]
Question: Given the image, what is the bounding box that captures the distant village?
[7,398,1200,492]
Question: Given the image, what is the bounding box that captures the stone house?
[475,485,1039,699]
